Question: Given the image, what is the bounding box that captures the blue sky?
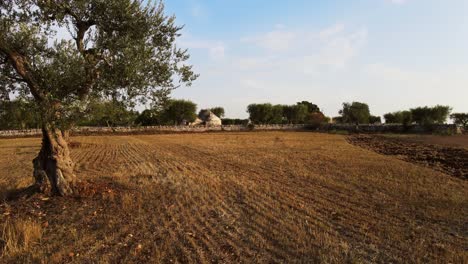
[161,0,468,118]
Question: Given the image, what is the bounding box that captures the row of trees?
[247,101,328,125]
[246,101,467,127]
[0,98,197,129]
[383,105,457,126]
[0,99,40,129]
[0,97,234,129]
[3,98,466,130]
[245,101,378,125]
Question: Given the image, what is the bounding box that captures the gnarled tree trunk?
[33,127,76,196]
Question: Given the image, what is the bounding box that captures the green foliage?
[78,100,137,127]
[247,101,323,125]
[339,102,371,124]
[410,105,451,125]
[161,99,197,125]
[289,104,308,124]
[247,103,274,124]
[209,107,225,118]
[198,109,211,120]
[297,101,320,113]
[0,98,40,129]
[0,1,197,130]
[369,115,382,124]
[135,109,161,126]
[384,111,413,126]
[270,105,284,124]
[450,113,468,128]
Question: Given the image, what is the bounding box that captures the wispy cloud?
[239,24,368,70]
[176,23,369,117]
[387,0,408,5]
[241,29,296,52]
[178,39,226,60]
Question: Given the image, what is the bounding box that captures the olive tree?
[209,107,225,118]
[0,1,197,196]
[410,105,451,125]
[450,113,468,128]
[339,102,371,124]
[162,99,197,125]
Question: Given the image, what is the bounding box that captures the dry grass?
[0,132,466,263]
[0,219,42,257]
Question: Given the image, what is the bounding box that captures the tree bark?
[33,127,76,196]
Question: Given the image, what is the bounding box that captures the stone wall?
[315,124,462,134]
[0,123,461,138]
[0,124,307,138]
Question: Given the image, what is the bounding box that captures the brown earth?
[347,134,468,179]
[383,134,468,149]
[0,132,467,263]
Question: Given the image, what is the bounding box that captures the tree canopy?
[450,113,468,128]
[0,98,40,129]
[339,102,371,124]
[78,100,138,127]
[410,105,451,125]
[0,0,197,196]
[162,99,197,125]
[0,0,197,128]
[383,111,413,125]
[247,101,325,125]
[209,107,225,118]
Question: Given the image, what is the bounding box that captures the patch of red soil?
[347,135,468,179]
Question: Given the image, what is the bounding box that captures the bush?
[306,112,327,128]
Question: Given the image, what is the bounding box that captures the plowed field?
[0,132,466,263]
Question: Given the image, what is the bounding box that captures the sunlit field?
[0,132,467,263]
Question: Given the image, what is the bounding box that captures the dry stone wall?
[316,124,461,134]
[0,124,307,138]
[0,124,461,138]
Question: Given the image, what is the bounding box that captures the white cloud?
[387,0,408,4]
[239,24,367,70]
[178,39,226,60]
[241,29,296,52]
[209,44,225,60]
[175,24,370,118]
[319,23,345,40]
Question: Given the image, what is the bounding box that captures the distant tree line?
[0,99,41,129]
[247,101,328,125]
[383,105,453,126]
[0,98,465,130]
